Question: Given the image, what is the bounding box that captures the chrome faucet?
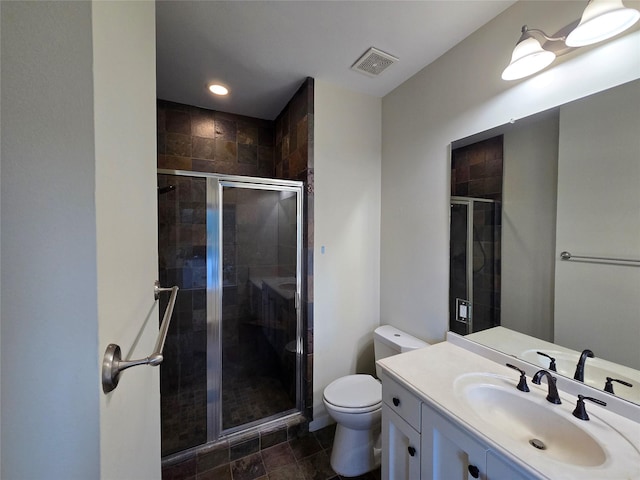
[573,349,594,382]
[532,370,562,404]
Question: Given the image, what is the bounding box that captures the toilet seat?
[323,374,382,413]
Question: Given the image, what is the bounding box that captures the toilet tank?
[374,325,429,377]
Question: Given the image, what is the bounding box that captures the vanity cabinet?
[421,403,534,480]
[422,402,487,479]
[381,374,536,480]
[381,373,422,480]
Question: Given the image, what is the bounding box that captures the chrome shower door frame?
[159,169,304,444]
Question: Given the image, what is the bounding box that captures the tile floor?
[166,424,382,480]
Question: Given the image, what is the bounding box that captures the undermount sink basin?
[454,373,607,467]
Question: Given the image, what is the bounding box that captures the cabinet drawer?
[381,373,422,431]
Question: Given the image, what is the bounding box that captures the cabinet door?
[421,404,487,480]
[382,403,421,480]
[487,451,537,480]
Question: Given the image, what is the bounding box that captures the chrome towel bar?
[102,281,179,393]
[560,251,640,266]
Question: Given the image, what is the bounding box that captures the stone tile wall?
[451,135,503,200]
[274,78,314,419]
[450,136,502,332]
[158,101,275,177]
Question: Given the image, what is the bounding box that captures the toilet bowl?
[323,374,382,477]
[322,325,429,477]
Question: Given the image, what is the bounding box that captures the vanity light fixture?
[501,26,560,81]
[502,0,640,80]
[566,0,640,46]
[208,84,229,96]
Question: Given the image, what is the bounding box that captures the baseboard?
[309,413,334,432]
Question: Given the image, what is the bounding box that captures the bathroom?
[1,1,639,479]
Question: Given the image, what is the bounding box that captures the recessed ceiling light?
[208,84,229,96]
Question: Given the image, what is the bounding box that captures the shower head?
[158,185,176,195]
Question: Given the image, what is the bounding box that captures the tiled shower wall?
[451,135,503,201]
[273,79,314,417]
[157,78,314,472]
[451,136,503,332]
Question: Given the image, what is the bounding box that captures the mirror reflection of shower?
[157,172,303,457]
[449,135,503,336]
[450,197,501,335]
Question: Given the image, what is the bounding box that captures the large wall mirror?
[449,78,640,405]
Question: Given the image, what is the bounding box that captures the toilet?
[322,325,429,477]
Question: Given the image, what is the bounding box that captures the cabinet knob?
[468,464,480,478]
[392,397,400,407]
[407,446,416,457]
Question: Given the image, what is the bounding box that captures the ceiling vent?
[351,47,399,77]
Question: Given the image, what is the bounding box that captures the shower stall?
[449,196,501,336]
[157,170,304,458]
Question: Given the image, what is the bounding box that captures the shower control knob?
[392,397,400,407]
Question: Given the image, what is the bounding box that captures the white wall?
[1,2,100,477]
[1,1,158,478]
[381,0,640,345]
[93,2,160,479]
[502,116,558,341]
[312,81,381,429]
[554,80,640,369]
[0,2,3,463]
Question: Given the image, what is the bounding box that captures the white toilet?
[322,325,429,477]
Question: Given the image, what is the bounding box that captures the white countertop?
[377,341,640,480]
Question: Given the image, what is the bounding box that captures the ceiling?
[156,1,517,120]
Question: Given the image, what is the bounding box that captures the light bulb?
[208,84,229,96]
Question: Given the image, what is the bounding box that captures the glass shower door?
[218,183,301,433]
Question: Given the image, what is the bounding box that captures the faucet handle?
[536,351,557,372]
[572,394,607,421]
[604,377,633,394]
[506,363,530,392]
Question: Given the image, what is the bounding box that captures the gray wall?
[554,80,640,369]
[502,116,559,341]
[1,2,100,477]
